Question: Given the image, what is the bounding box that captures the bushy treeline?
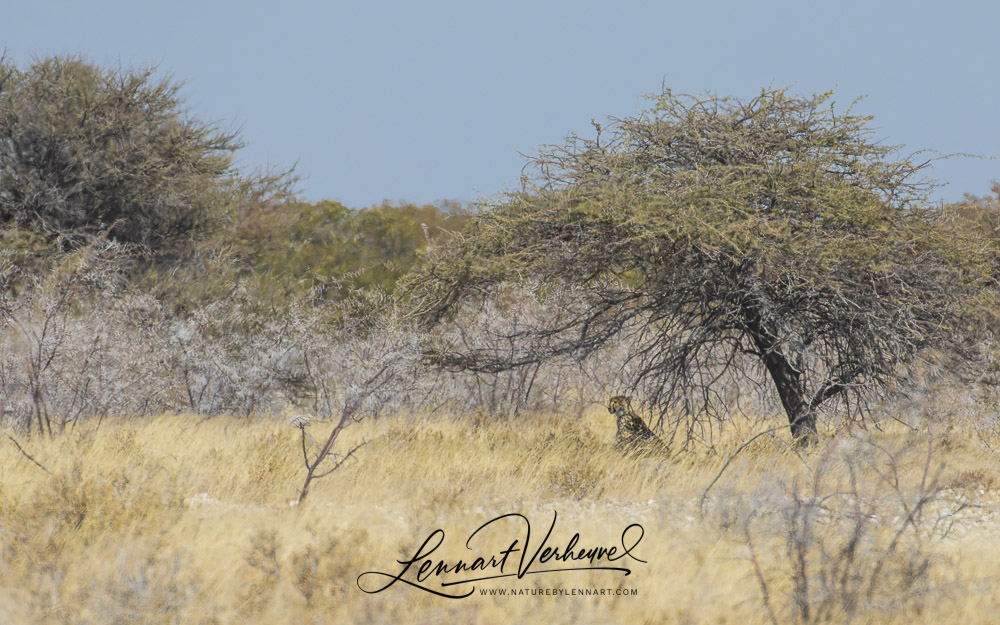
[0,56,612,434]
[0,55,467,301]
[2,56,999,437]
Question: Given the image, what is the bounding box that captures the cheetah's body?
[607,396,670,458]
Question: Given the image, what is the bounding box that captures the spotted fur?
[607,395,670,458]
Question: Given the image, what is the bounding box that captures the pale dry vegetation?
[2,403,1000,624]
[4,61,1000,624]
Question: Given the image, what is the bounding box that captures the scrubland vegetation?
[4,405,1000,624]
[2,55,1000,623]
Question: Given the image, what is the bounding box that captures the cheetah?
[606,395,670,458]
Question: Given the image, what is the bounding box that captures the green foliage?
[230,199,469,300]
[133,198,467,311]
[0,226,61,294]
[938,184,1000,384]
[943,182,1000,271]
[0,55,240,248]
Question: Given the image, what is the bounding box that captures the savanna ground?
[3,398,1000,625]
[6,55,1000,625]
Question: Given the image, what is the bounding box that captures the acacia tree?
[406,87,987,440]
[0,55,240,248]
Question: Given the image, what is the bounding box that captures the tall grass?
[2,408,999,624]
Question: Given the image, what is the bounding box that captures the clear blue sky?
[4,0,997,207]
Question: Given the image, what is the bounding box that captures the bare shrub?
[161,291,316,418]
[294,297,422,503]
[0,235,134,433]
[741,431,952,623]
[1,262,419,433]
[0,267,775,441]
[0,271,315,430]
[421,282,636,418]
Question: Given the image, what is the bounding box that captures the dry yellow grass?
[1,407,999,624]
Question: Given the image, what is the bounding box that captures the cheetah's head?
[607,395,630,418]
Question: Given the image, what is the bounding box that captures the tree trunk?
[742,302,818,442]
[758,346,817,441]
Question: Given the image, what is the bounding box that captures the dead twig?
[7,435,51,474]
[314,439,369,478]
[699,425,789,515]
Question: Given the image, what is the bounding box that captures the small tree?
[406,87,987,440]
[0,228,130,435]
[294,297,420,504]
[0,55,240,248]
